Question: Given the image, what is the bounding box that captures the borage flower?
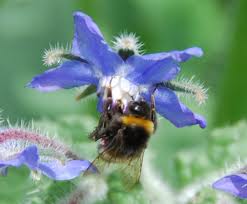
[0,128,96,180]
[27,11,207,128]
[213,174,247,199]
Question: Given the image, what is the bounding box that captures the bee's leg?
[103,87,113,112]
[150,94,155,121]
[114,99,124,114]
[150,94,157,131]
[90,87,113,141]
[89,88,113,141]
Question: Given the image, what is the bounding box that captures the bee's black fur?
[90,100,156,161]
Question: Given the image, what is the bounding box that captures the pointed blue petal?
[38,160,96,181]
[27,60,99,92]
[0,145,39,170]
[21,145,39,169]
[213,174,247,199]
[143,47,203,63]
[126,55,180,85]
[72,11,123,75]
[143,87,206,128]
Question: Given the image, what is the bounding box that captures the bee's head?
[127,101,150,118]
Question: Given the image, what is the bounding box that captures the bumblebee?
[88,87,157,187]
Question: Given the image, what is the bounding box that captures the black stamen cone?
[118,49,135,61]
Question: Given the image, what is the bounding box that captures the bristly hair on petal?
[166,76,208,105]
[112,32,144,56]
[43,43,71,67]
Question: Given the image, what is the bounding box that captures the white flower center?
[100,76,144,107]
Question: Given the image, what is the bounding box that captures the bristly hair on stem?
[43,43,71,66]
[0,119,80,165]
[162,76,208,105]
[43,43,89,67]
[112,32,144,57]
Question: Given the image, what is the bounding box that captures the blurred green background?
[0,0,247,203]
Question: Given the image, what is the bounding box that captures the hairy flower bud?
[0,122,96,181]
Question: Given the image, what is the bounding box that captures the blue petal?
[143,47,203,63]
[72,11,123,75]
[143,87,206,128]
[0,145,39,170]
[38,160,97,181]
[126,55,180,84]
[27,60,99,92]
[21,146,39,169]
[213,174,247,199]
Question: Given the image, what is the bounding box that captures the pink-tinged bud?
[0,127,96,181]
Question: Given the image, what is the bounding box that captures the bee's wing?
[84,151,144,190]
[120,151,145,190]
[84,152,110,176]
